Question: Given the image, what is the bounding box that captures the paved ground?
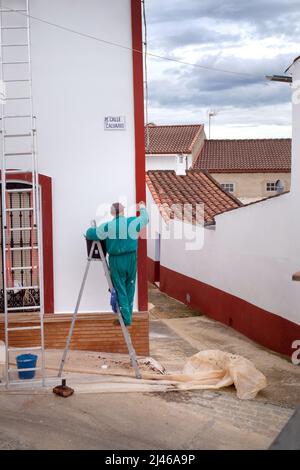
[0,284,298,450]
[149,284,300,408]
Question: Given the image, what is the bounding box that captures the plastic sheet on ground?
[181,350,267,400]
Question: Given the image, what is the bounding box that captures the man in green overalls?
[96,201,148,326]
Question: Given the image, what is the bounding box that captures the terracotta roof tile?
[146,170,242,225]
[193,139,291,172]
[145,124,204,154]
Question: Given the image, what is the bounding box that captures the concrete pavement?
[0,284,298,450]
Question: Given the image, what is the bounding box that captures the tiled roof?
[145,124,204,154]
[193,139,291,172]
[146,170,242,225]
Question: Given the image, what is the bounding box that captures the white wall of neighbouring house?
[291,59,300,202]
[148,56,300,330]
[146,154,193,172]
[27,0,137,313]
[146,186,163,262]
[159,193,300,326]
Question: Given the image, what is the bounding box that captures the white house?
[145,123,205,174]
[0,0,148,354]
[147,55,300,357]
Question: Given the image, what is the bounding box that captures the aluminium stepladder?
[58,240,142,379]
[0,0,46,387]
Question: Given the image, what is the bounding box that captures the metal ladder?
[0,1,45,387]
[58,240,142,380]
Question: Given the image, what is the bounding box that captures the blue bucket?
[16,353,38,380]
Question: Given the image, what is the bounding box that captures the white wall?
[146,154,193,172]
[291,59,300,201]
[158,193,300,325]
[28,0,137,313]
[146,154,176,171]
[146,186,161,261]
[147,56,300,327]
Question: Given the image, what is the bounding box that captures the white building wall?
[158,193,300,325]
[28,0,137,313]
[146,186,161,261]
[291,59,300,201]
[146,155,176,171]
[146,154,193,172]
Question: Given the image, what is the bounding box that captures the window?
[266,182,277,191]
[178,155,184,164]
[221,183,235,193]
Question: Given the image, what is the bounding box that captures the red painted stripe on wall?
[160,265,300,357]
[147,257,160,283]
[131,0,148,311]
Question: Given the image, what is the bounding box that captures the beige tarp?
[181,350,267,400]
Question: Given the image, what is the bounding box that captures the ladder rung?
[9,266,38,271]
[2,61,29,65]
[5,152,32,156]
[7,326,41,332]
[5,170,33,174]
[0,10,27,12]
[4,133,31,137]
[6,188,32,193]
[7,378,45,386]
[7,285,38,290]
[2,44,29,47]
[3,114,31,118]
[8,367,41,373]
[8,346,42,352]
[7,306,41,312]
[9,226,33,230]
[5,246,38,251]
[4,79,30,83]
[1,27,28,30]
[5,97,31,101]
[6,207,33,211]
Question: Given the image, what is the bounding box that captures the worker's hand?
[138,201,146,210]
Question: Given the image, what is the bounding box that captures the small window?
[266,182,277,192]
[178,155,184,164]
[221,183,235,193]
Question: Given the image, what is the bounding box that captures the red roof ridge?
[188,126,205,152]
[145,123,203,128]
[204,137,291,142]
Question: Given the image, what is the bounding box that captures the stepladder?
[0,0,46,387]
[58,239,142,379]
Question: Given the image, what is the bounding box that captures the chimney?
[176,154,187,176]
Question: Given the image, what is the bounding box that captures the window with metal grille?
[0,182,40,312]
[221,183,235,193]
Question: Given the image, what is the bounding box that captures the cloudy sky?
[144,0,300,138]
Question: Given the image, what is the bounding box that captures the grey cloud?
[145,1,298,132]
[146,0,300,26]
[162,27,241,48]
[148,53,294,109]
[146,0,300,46]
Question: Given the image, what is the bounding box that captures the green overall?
[88,207,149,326]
